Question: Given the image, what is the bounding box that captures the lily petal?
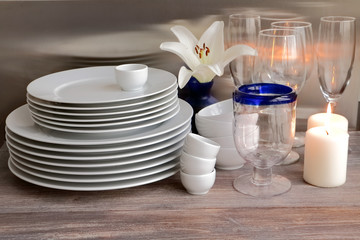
[192,64,217,83]
[170,25,198,49]
[178,66,194,89]
[198,21,225,63]
[160,42,200,70]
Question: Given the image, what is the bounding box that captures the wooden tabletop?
[0,132,360,240]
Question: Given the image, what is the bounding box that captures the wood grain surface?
[0,132,359,239]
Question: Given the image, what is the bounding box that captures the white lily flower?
[160,21,257,88]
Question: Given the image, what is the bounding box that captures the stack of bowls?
[195,99,245,170]
[180,133,219,195]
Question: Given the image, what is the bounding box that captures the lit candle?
[307,104,348,132]
[303,104,349,187]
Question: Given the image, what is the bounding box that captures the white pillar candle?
[307,113,348,132]
[303,126,349,187]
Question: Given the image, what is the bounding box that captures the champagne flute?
[233,83,297,198]
[228,14,261,87]
[317,16,356,109]
[271,21,314,160]
[253,28,306,165]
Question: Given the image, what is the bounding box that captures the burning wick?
[326,130,329,135]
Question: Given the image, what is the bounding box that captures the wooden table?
[0,132,360,240]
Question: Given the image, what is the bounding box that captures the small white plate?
[5,99,192,146]
[27,66,176,104]
[28,97,178,124]
[8,159,179,191]
[26,83,178,111]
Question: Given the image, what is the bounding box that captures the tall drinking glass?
[270,21,314,156]
[228,14,261,87]
[317,16,356,110]
[233,83,297,197]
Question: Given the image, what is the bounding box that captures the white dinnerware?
[115,64,148,91]
[180,151,216,175]
[180,169,216,195]
[183,133,220,159]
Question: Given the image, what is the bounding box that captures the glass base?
[233,173,291,198]
[293,133,305,148]
[277,151,299,165]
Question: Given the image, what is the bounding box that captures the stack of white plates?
[5,66,193,191]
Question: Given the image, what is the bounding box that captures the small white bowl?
[115,64,148,91]
[216,147,245,170]
[183,133,220,159]
[180,169,216,195]
[180,151,216,175]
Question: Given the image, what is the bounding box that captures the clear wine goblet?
[253,28,306,164]
[228,14,261,87]
[233,83,297,198]
[270,21,314,160]
[317,16,356,109]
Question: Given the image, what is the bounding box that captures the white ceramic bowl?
[209,136,235,148]
[216,147,245,170]
[183,133,220,159]
[180,151,216,175]
[195,117,233,138]
[196,99,233,121]
[180,169,216,195]
[115,64,148,91]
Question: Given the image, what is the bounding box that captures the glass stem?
[329,101,337,112]
[251,167,272,186]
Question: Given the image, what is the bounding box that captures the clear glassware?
[228,14,261,87]
[233,83,297,198]
[270,21,314,158]
[317,16,356,109]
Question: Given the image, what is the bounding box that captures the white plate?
[6,125,189,161]
[26,90,178,117]
[5,123,190,153]
[7,140,185,168]
[29,99,179,128]
[5,99,192,145]
[28,97,179,124]
[27,66,176,104]
[31,103,180,134]
[9,159,179,191]
[10,157,179,183]
[9,149,181,175]
[26,83,178,111]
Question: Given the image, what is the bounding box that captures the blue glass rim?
[233,83,297,106]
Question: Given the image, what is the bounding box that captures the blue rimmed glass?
[233,83,297,197]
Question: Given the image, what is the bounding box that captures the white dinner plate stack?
[5,66,193,191]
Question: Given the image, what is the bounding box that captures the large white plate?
[26,83,178,111]
[27,66,176,104]
[10,157,179,183]
[5,123,190,153]
[5,99,192,146]
[9,149,181,175]
[9,159,179,191]
[6,125,189,161]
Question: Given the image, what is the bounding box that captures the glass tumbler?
[233,83,297,197]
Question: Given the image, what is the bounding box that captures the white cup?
[180,169,216,195]
[180,151,216,175]
[183,133,220,159]
[115,64,148,91]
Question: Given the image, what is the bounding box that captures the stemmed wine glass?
[270,21,314,162]
[228,14,261,87]
[233,83,297,197]
[317,16,356,110]
[253,28,306,165]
